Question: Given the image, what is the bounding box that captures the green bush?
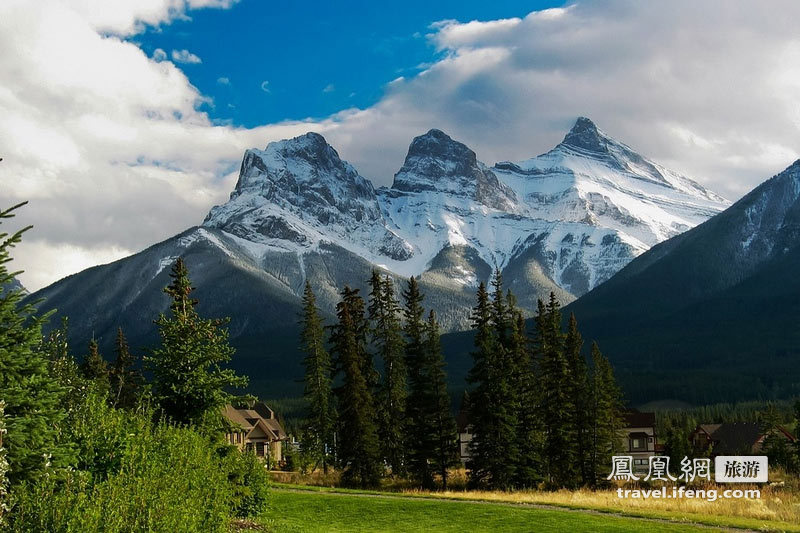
[7,390,269,531]
[222,445,271,518]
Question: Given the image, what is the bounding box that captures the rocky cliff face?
[199,118,728,299]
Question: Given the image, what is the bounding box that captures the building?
[456,397,473,465]
[223,402,287,464]
[620,410,658,472]
[690,422,796,456]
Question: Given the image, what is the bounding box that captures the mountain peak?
[391,129,517,210]
[560,116,608,153]
[404,128,477,165]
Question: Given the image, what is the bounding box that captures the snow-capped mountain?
[27,117,730,398]
[203,117,729,297]
[564,159,800,404]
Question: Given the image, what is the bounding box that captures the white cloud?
[323,83,335,93]
[317,0,800,201]
[171,48,202,64]
[0,0,327,291]
[217,76,230,85]
[152,48,167,62]
[3,0,800,292]
[260,80,270,93]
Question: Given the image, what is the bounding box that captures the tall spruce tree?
[422,310,458,489]
[330,286,382,488]
[0,203,71,485]
[109,327,142,409]
[403,276,432,486]
[146,258,248,432]
[487,271,519,487]
[510,306,543,487]
[300,281,335,474]
[368,272,407,477]
[588,342,624,485]
[81,338,110,396]
[467,279,517,489]
[536,293,576,488]
[564,313,590,485]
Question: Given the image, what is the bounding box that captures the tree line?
[300,269,626,490]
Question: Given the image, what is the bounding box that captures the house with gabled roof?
[620,409,659,473]
[690,422,796,456]
[223,401,287,465]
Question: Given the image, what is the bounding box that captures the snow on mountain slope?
[201,118,729,298]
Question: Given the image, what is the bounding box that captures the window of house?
[631,438,642,449]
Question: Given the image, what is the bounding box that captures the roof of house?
[692,422,796,455]
[222,403,287,441]
[624,410,655,428]
[223,404,255,431]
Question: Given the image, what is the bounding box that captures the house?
[456,394,473,465]
[223,402,287,464]
[690,422,796,456]
[620,410,658,473]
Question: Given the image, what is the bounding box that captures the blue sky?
[136,0,562,127]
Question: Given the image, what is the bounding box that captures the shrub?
[222,446,271,518]
[7,390,270,531]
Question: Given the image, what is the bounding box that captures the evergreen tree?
[330,286,381,488]
[588,342,624,485]
[403,276,431,486]
[564,313,590,486]
[368,272,407,477]
[422,310,458,489]
[81,337,110,396]
[466,277,517,489]
[146,258,247,432]
[299,281,335,474]
[40,317,88,413]
[510,307,543,487]
[536,293,576,488]
[0,203,72,485]
[109,327,142,409]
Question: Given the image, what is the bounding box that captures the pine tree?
[536,292,576,488]
[466,278,517,489]
[368,271,407,477]
[486,271,519,487]
[588,342,624,485]
[422,310,458,489]
[403,276,432,486]
[510,308,543,487]
[81,337,110,396]
[109,327,142,409]
[564,313,590,486]
[330,286,381,488]
[146,258,248,432]
[300,281,335,474]
[0,203,72,485]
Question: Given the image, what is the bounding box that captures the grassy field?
[270,467,800,532]
[260,487,727,532]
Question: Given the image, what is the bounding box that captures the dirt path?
[272,486,757,532]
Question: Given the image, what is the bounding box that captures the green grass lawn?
[260,488,712,532]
